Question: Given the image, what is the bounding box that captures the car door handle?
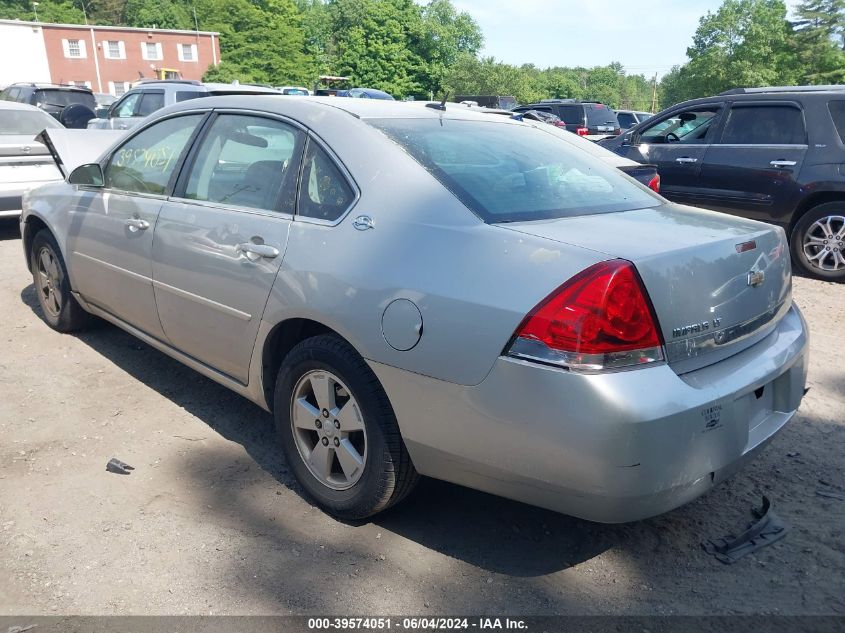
[236,242,280,261]
[675,157,698,164]
[125,218,150,232]
[770,160,797,167]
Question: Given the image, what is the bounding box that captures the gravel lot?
[0,217,843,616]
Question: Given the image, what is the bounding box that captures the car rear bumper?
[371,304,808,523]
[0,180,60,217]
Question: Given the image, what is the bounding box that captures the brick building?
[0,19,220,95]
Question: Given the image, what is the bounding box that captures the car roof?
[670,88,845,111]
[0,100,51,112]
[11,83,92,93]
[163,95,528,123]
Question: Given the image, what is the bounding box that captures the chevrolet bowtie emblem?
[747,270,765,287]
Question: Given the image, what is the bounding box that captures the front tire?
[791,203,845,281]
[30,229,91,331]
[274,334,418,519]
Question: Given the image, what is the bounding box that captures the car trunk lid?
[497,204,792,374]
[34,128,125,178]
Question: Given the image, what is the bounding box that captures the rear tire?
[30,229,91,331]
[790,202,845,282]
[274,334,418,519]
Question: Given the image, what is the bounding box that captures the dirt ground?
[0,217,843,616]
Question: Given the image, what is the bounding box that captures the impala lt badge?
[672,317,723,338]
[747,270,765,287]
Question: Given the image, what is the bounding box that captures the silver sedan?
[0,101,63,218]
[20,96,808,522]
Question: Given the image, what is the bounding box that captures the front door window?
[105,114,204,195]
[640,106,721,144]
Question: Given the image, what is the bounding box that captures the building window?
[71,80,91,88]
[109,81,130,97]
[141,41,163,61]
[104,40,125,60]
[62,39,86,58]
[178,43,197,62]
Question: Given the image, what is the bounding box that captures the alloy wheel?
[290,370,367,491]
[803,215,845,272]
[35,246,63,317]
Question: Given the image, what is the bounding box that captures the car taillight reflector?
[648,174,660,193]
[506,260,664,372]
[576,127,589,136]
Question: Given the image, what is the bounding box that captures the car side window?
[617,112,636,128]
[136,91,164,117]
[183,114,305,213]
[717,105,806,145]
[640,106,721,144]
[105,114,203,195]
[297,140,355,222]
[828,101,845,144]
[557,105,581,124]
[113,93,140,118]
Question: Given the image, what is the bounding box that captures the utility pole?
[32,1,39,21]
[650,72,658,112]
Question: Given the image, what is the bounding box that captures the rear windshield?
[0,109,61,134]
[34,89,95,109]
[585,104,619,126]
[369,118,657,223]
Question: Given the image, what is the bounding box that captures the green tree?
[414,0,483,97]
[198,0,308,85]
[792,0,845,82]
[325,0,426,97]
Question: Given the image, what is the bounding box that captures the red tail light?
[576,127,589,136]
[648,174,660,193]
[507,260,664,372]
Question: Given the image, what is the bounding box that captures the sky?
[450,0,801,78]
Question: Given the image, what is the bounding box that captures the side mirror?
[95,106,110,119]
[68,163,104,187]
[627,131,640,146]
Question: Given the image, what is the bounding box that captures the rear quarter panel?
[262,113,606,386]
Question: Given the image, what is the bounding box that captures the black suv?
[513,99,621,140]
[601,85,845,281]
[0,83,97,128]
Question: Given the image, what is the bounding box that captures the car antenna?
[426,92,449,111]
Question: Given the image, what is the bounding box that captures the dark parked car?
[601,85,845,281]
[513,99,621,140]
[0,83,96,129]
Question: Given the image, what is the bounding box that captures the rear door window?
[183,114,305,213]
[136,91,164,117]
[718,105,806,145]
